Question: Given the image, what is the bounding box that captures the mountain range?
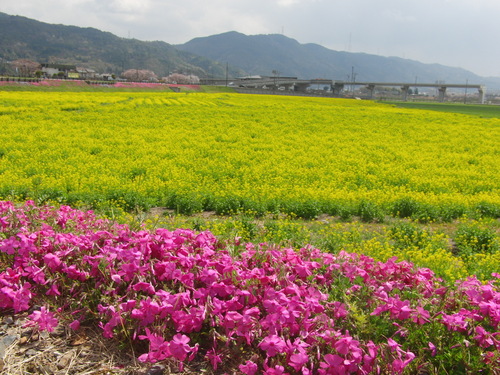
[2,12,500,90]
[0,12,237,78]
[177,31,482,84]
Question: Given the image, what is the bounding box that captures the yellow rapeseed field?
[0,91,499,220]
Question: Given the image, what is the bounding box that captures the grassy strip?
[387,101,500,118]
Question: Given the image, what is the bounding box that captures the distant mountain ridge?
[1,12,500,90]
[0,12,241,78]
[176,31,488,85]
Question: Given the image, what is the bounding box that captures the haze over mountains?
[1,12,499,90]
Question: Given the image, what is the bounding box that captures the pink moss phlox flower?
[0,237,19,255]
[23,264,46,284]
[206,348,223,370]
[259,334,287,357]
[331,301,348,319]
[234,308,260,344]
[154,261,178,281]
[411,305,431,325]
[371,295,414,321]
[0,288,14,308]
[239,360,258,375]
[392,322,409,337]
[26,306,58,332]
[210,281,236,297]
[474,326,496,348]
[386,338,416,373]
[120,299,137,312]
[169,334,193,361]
[335,334,362,361]
[15,233,38,257]
[387,338,401,353]
[361,340,378,373]
[428,342,437,357]
[286,337,310,356]
[98,305,122,338]
[0,215,8,230]
[4,201,500,372]
[441,312,469,332]
[138,328,170,363]
[200,268,219,285]
[172,307,204,333]
[46,283,61,296]
[132,281,155,295]
[391,350,416,374]
[288,352,309,371]
[69,319,81,331]
[119,262,139,282]
[479,300,500,326]
[12,283,33,312]
[390,298,413,320]
[320,353,343,372]
[131,298,160,326]
[263,364,289,375]
[43,253,62,271]
[223,310,243,330]
[63,264,89,281]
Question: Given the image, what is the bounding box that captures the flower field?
[0,201,499,373]
[0,91,499,221]
[0,90,499,373]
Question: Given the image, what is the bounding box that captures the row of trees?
[4,60,200,85]
[10,59,41,76]
[120,69,200,84]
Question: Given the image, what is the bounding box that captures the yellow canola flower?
[1,91,499,215]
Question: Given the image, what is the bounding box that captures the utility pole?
[464,79,468,104]
[272,70,280,93]
[350,66,357,94]
[225,62,228,87]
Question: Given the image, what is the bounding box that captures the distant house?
[76,67,97,79]
[98,74,115,81]
[41,63,77,78]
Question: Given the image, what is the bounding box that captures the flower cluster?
[0,201,499,373]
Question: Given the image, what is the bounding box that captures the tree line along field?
[0,90,499,373]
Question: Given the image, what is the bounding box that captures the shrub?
[474,201,500,219]
[392,197,421,218]
[454,222,499,256]
[439,203,468,222]
[357,200,385,223]
[389,221,428,249]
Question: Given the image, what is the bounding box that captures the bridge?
[331,81,486,103]
[201,77,331,91]
[201,77,486,103]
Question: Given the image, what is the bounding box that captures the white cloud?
[277,0,301,6]
[100,0,152,13]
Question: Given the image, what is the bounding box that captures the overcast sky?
[2,0,499,77]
